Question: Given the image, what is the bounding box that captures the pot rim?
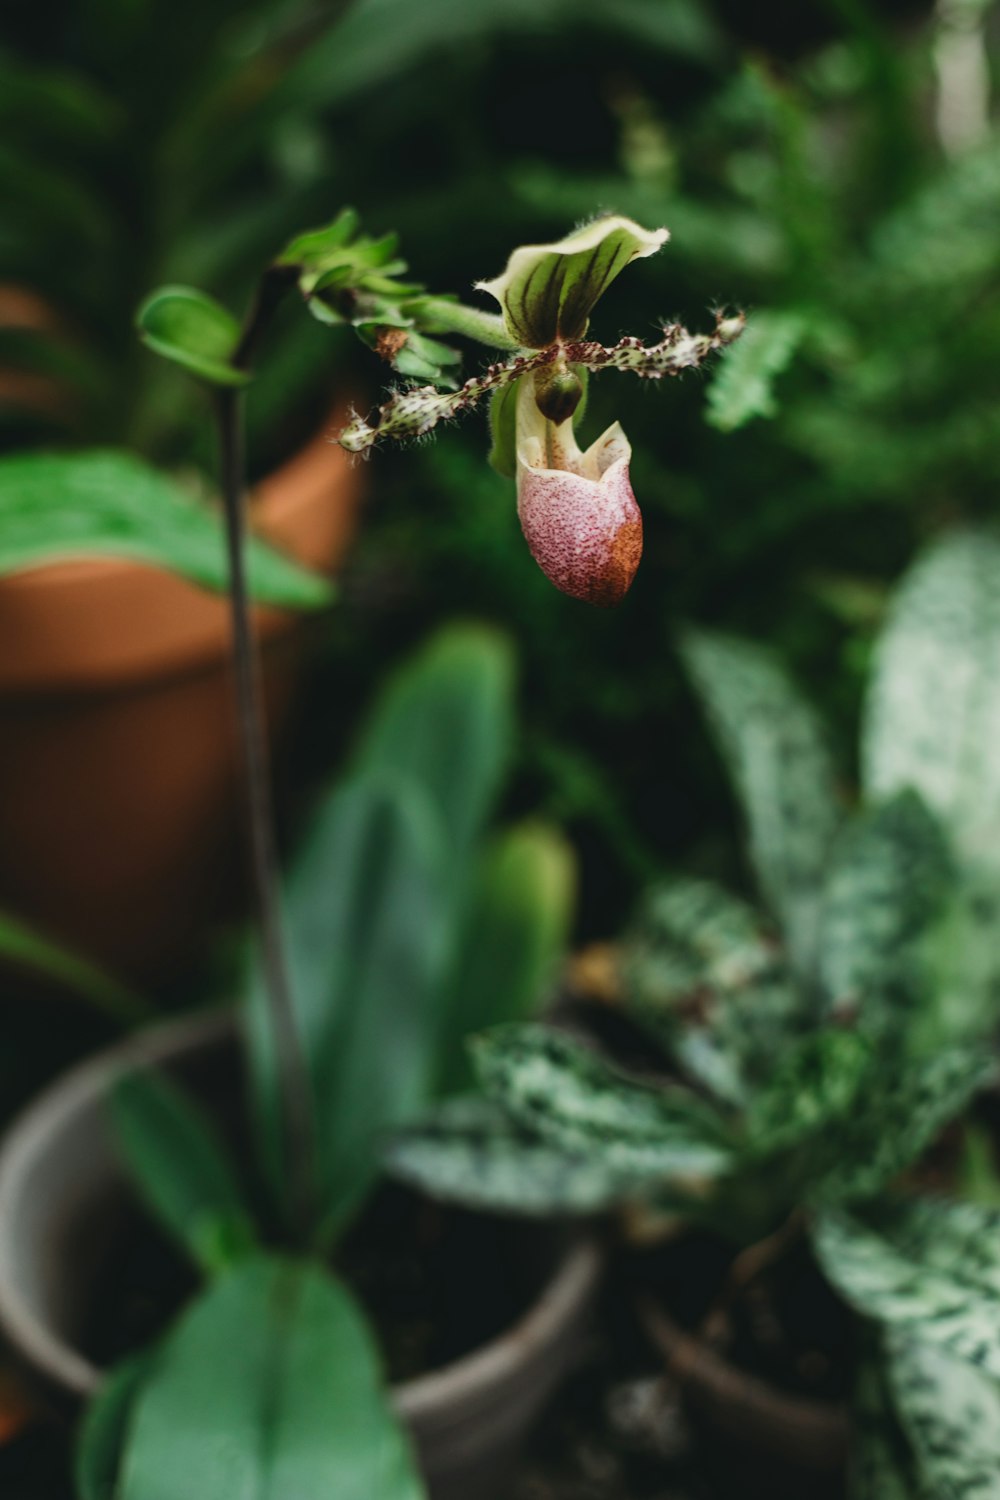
[0,1011,601,1409]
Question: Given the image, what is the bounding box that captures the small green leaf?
[680,629,842,975]
[620,877,800,1105]
[76,1352,154,1500]
[0,450,333,610]
[0,908,146,1024]
[110,1072,256,1275]
[277,207,362,268]
[474,1024,733,1182]
[817,792,954,1036]
[117,1256,424,1500]
[704,309,806,430]
[136,286,249,387]
[387,1094,637,1215]
[435,822,576,1094]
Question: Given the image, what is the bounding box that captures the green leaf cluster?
[81,624,574,1498]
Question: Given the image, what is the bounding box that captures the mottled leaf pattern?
[473,1024,733,1181]
[680,629,841,974]
[850,1346,925,1500]
[620,877,801,1104]
[888,1331,1000,1499]
[386,1095,647,1215]
[815,1199,1000,1378]
[864,530,1000,883]
[808,1046,994,1205]
[817,792,953,1034]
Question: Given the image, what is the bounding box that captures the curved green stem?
[416,297,519,350]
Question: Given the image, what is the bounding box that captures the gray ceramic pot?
[0,1013,601,1500]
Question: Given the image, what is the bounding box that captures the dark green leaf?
[352,624,514,874]
[247,775,450,1234]
[0,450,333,609]
[117,1257,423,1500]
[76,1353,153,1500]
[850,1346,924,1500]
[110,1072,256,1274]
[136,286,249,387]
[436,822,575,1094]
[680,629,841,975]
[474,1024,733,1181]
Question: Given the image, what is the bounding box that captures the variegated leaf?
[850,1345,925,1500]
[680,629,842,975]
[809,1046,994,1206]
[817,792,954,1035]
[620,877,802,1105]
[473,1024,733,1182]
[814,1198,1000,1379]
[385,1095,651,1215]
[864,530,1000,884]
[888,1330,1000,1499]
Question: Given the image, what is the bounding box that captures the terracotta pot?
[0,424,362,984]
[0,1013,602,1500]
[639,1295,849,1478]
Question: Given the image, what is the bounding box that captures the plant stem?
[215,271,315,1233]
[416,297,519,350]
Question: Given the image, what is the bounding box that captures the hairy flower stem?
[215,271,316,1237]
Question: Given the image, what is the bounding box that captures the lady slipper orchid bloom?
[337,216,744,606]
[515,375,641,607]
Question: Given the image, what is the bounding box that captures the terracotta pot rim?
[0,1010,602,1409]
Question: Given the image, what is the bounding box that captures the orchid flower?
[338,217,743,606]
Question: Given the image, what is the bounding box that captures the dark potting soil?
[511,1231,852,1500]
[83,1180,550,1385]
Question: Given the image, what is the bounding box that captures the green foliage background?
[5,0,998,937]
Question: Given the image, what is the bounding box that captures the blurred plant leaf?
[814,1198,1000,1374]
[0,908,145,1024]
[76,1352,154,1500]
[863,530,1000,885]
[705,310,807,430]
[116,1256,423,1500]
[473,1023,733,1180]
[680,629,842,975]
[850,1346,923,1500]
[0,450,333,609]
[110,1071,257,1275]
[136,286,249,387]
[247,774,450,1237]
[817,792,954,1036]
[887,1329,1000,1498]
[387,1093,643,1215]
[620,877,802,1105]
[435,822,575,1094]
[351,624,514,877]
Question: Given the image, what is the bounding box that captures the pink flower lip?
[516,384,642,607]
